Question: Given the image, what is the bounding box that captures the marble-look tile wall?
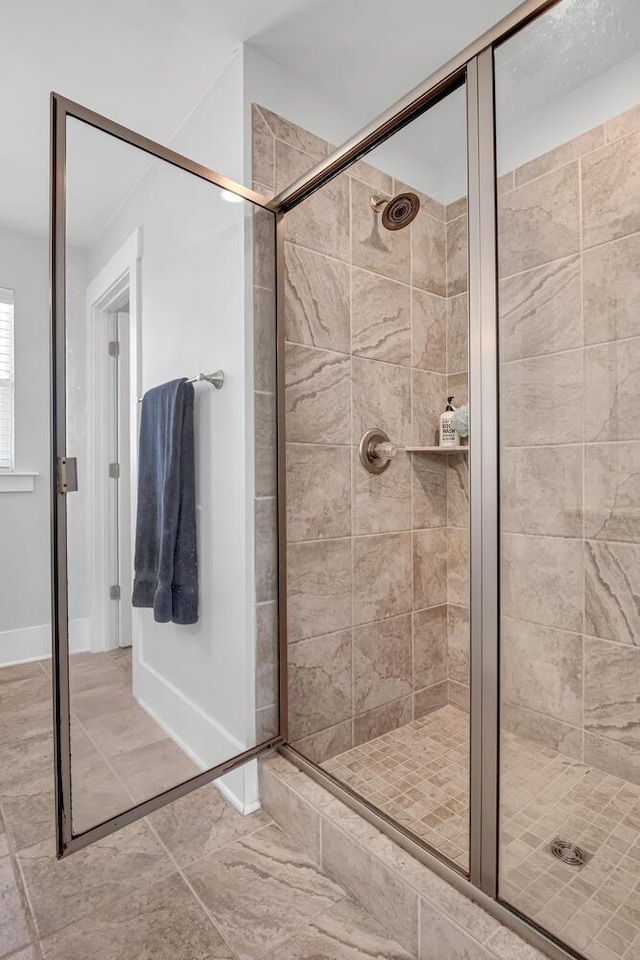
[251,104,470,762]
[497,103,640,784]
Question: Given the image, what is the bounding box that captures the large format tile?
[259,763,321,864]
[353,533,412,625]
[501,701,582,760]
[513,124,604,187]
[413,289,446,373]
[256,600,278,711]
[584,637,640,750]
[500,350,583,446]
[414,682,448,720]
[256,497,278,603]
[252,104,275,189]
[260,104,327,158]
[287,538,352,641]
[446,294,468,374]
[502,617,583,727]
[501,445,582,538]
[81,705,167,759]
[585,442,640,542]
[17,821,172,939]
[288,631,352,740]
[582,130,640,248]
[447,605,469,686]
[352,357,412,449]
[185,824,345,959]
[498,255,581,362]
[284,243,350,353]
[585,338,640,441]
[412,209,446,296]
[420,896,494,960]
[413,529,447,610]
[351,178,410,283]
[353,696,413,745]
[412,369,446,447]
[321,817,420,956]
[353,615,412,713]
[147,781,270,867]
[285,344,351,444]
[412,452,447,529]
[279,142,349,261]
[447,456,469,529]
[39,873,232,960]
[351,269,411,365]
[583,233,640,344]
[584,731,640,785]
[413,605,448,690]
[447,528,469,607]
[109,737,198,803]
[353,448,411,535]
[585,540,640,645]
[255,391,277,498]
[498,162,580,278]
[254,285,277,393]
[0,856,31,958]
[293,720,353,764]
[71,752,135,835]
[286,444,351,541]
[264,896,413,960]
[501,534,583,632]
[446,214,468,297]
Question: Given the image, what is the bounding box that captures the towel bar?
[137,370,224,403]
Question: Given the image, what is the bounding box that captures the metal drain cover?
[549,838,590,867]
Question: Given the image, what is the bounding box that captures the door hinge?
[108,340,120,357]
[57,457,78,493]
[109,584,121,601]
[108,462,120,479]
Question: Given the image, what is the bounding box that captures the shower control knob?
[359,429,397,475]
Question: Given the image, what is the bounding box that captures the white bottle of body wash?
[439,396,460,447]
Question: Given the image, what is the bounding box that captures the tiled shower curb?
[259,753,550,960]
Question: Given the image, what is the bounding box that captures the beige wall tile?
[446,215,468,297]
[351,178,411,283]
[502,617,583,726]
[285,243,350,352]
[500,350,583,446]
[255,704,277,745]
[501,446,582,538]
[501,702,583,760]
[446,294,468,374]
[254,207,276,290]
[502,534,583,632]
[258,104,327,158]
[353,614,412,713]
[254,285,277,393]
[412,210,446,296]
[446,196,467,222]
[499,255,581,363]
[353,696,414,746]
[352,357,412,448]
[447,528,469,608]
[584,731,640,785]
[414,681,448,720]
[498,163,580,278]
[288,631,352,740]
[448,680,470,714]
[353,532,412,625]
[447,372,468,408]
[420,896,494,960]
[497,171,514,196]
[585,442,640,542]
[447,604,469,686]
[412,452,447,529]
[252,104,275,189]
[582,131,640,248]
[255,392,277,498]
[395,180,446,222]
[259,764,321,864]
[256,603,278,712]
[585,338,640,441]
[256,498,278,603]
[583,233,640,345]
[351,160,393,194]
[585,637,640,752]
[606,103,640,142]
[412,369,446,447]
[292,720,353,763]
[585,540,640,645]
[413,605,448,690]
[287,538,352,641]
[286,444,351,541]
[285,344,351,444]
[353,448,412,536]
[412,289,446,373]
[351,269,411,364]
[447,457,469,529]
[514,125,604,186]
[413,529,447,610]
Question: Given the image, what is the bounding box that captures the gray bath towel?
[132,378,198,624]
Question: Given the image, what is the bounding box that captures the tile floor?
[323,704,640,960]
[0,654,413,960]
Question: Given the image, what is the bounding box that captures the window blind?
[0,288,14,471]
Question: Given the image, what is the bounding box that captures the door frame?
[84,229,141,654]
[50,92,283,858]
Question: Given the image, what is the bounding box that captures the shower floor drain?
[549,838,590,867]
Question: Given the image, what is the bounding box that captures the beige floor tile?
[0,855,32,958]
[185,823,345,958]
[109,738,199,803]
[81,705,168,758]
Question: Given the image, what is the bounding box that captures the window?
[0,288,14,471]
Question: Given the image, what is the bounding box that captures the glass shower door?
[495,2,640,956]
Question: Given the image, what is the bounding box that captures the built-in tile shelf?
[405,446,469,454]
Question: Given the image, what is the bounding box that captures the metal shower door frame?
[50,92,285,858]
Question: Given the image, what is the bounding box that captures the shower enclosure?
[50,2,640,960]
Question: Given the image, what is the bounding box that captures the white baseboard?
[0,619,90,667]
[134,657,260,813]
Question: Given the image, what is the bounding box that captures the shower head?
[370,192,420,230]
